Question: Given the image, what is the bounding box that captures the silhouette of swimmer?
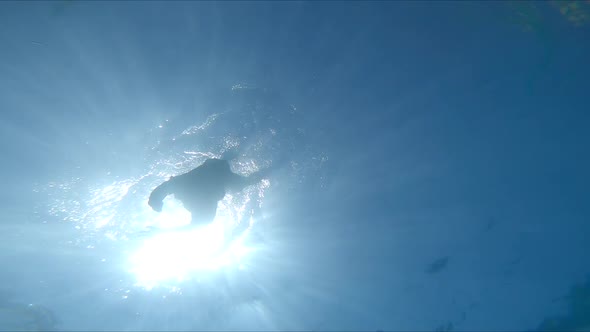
[148,158,266,225]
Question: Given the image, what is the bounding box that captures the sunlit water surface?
[21,84,326,329]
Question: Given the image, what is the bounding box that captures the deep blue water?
[1,1,589,331]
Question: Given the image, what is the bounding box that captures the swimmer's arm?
[148,177,174,212]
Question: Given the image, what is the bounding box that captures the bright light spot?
[42,170,266,291]
[129,198,255,290]
[152,196,192,229]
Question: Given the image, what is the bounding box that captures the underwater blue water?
[0,1,589,331]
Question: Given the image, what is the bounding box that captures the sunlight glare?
[129,199,255,290]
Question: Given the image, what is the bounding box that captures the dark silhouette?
[425,256,449,274]
[148,158,266,225]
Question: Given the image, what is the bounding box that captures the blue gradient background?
[0,1,589,331]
